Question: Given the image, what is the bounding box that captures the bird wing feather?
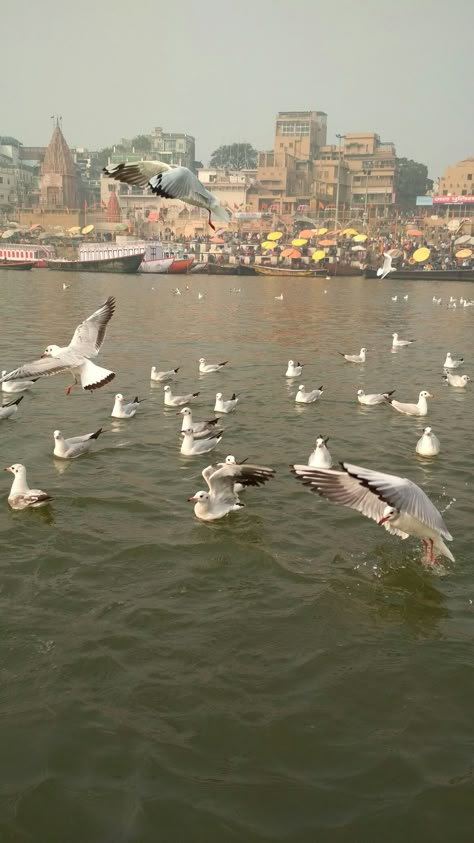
[103,160,172,188]
[68,296,115,356]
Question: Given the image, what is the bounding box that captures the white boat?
[79,238,177,274]
[0,243,55,266]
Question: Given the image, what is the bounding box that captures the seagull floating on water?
[180,428,222,456]
[0,396,23,419]
[377,252,394,280]
[188,463,275,520]
[150,366,180,383]
[384,390,432,416]
[199,358,228,374]
[357,389,395,406]
[4,464,52,510]
[291,461,454,563]
[443,371,470,387]
[214,392,238,413]
[1,370,39,393]
[416,427,440,457]
[308,436,332,468]
[391,295,398,302]
[103,160,230,230]
[275,294,284,301]
[285,360,303,378]
[53,428,103,459]
[444,352,463,369]
[392,332,415,348]
[0,296,116,395]
[111,394,144,419]
[164,385,200,407]
[295,385,323,404]
[339,348,367,363]
[178,407,222,439]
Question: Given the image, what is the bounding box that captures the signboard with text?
[416,196,433,206]
[432,195,474,204]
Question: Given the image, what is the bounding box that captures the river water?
[0,268,473,842]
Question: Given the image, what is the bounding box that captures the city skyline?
[3,0,474,179]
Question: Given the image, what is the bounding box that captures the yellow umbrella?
[353,233,368,243]
[267,231,283,241]
[315,227,327,235]
[292,238,308,246]
[456,248,473,259]
[311,249,326,262]
[261,241,274,250]
[342,228,358,236]
[82,224,94,235]
[413,246,430,263]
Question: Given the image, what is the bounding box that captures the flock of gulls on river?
[0,283,470,570]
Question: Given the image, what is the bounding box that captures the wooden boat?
[254,265,326,277]
[138,257,174,274]
[46,252,144,273]
[326,262,363,277]
[365,267,474,281]
[169,257,195,274]
[0,260,33,271]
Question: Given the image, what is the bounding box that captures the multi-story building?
[0,136,38,209]
[438,157,474,197]
[342,133,396,216]
[197,169,252,213]
[0,155,16,212]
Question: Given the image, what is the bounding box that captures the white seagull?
[178,407,222,439]
[1,369,39,393]
[416,427,440,457]
[188,463,275,521]
[308,436,332,468]
[295,384,323,404]
[357,389,395,406]
[0,396,24,419]
[53,428,103,459]
[214,392,238,413]
[443,371,470,388]
[391,296,398,302]
[180,428,222,456]
[103,160,230,230]
[392,333,415,348]
[150,365,180,383]
[291,461,454,563]
[198,358,228,374]
[0,296,116,395]
[202,455,253,498]
[377,252,394,280]
[384,390,432,417]
[275,294,284,301]
[285,360,303,378]
[338,348,367,363]
[111,394,144,419]
[164,385,200,407]
[444,352,463,369]
[4,463,53,510]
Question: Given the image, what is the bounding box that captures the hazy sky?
[3,0,473,179]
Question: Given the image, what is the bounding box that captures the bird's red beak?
[378,515,390,524]
[188,496,197,502]
[4,467,12,473]
[40,353,47,358]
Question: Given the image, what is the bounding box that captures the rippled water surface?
[1,268,473,842]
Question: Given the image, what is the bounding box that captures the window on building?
[462,190,467,195]
[468,174,472,180]
[443,190,448,195]
[0,178,3,184]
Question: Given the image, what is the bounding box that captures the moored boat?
[365,267,474,281]
[205,263,256,276]
[0,260,34,271]
[46,252,144,273]
[0,244,55,266]
[139,256,174,274]
[169,257,195,274]
[254,265,326,277]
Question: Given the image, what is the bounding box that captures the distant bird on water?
[103,160,230,230]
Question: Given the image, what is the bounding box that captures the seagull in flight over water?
[103,160,230,230]
[0,297,116,395]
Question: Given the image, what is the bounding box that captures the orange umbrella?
[298,229,316,238]
[326,229,342,236]
[210,236,225,244]
[281,248,301,258]
[406,228,423,236]
[456,248,472,259]
[318,239,336,247]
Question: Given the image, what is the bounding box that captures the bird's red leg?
[65,377,78,396]
[422,539,428,556]
[428,539,439,565]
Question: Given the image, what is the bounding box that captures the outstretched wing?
[291,463,407,537]
[102,160,172,189]
[68,296,115,357]
[0,353,80,382]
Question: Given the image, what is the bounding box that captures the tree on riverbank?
[395,158,433,210]
[210,143,258,170]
